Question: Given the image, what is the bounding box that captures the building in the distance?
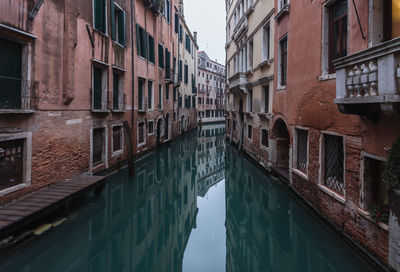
[197,51,226,124]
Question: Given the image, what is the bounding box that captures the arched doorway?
[156,118,163,145]
[271,118,290,178]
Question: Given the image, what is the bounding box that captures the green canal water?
[0,124,377,272]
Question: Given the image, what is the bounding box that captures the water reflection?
[225,146,375,272]
[0,125,375,272]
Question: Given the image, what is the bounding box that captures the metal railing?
[0,76,39,111]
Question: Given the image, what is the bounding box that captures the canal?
[0,124,377,272]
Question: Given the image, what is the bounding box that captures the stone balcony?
[228,72,248,94]
[334,38,400,116]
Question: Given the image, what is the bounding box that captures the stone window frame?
[358,151,389,231]
[137,121,146,147]
[92,60,110,112]
[148,119,154,136]
[247,124,253,142]
[92,0,108,35]
[320,0,350,81]
[260,127,269,152]
[292,126,309,180]
[277,34,288,90]
[0,25,36,113]
[318,130,346,203]
[0,132,32,196]
[90,125,108,174]
[111,123,124,158]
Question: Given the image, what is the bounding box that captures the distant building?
[197,51,226,124]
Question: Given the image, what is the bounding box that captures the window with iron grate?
[93,128,104,165]
[0,139,24,190]
[324,134,344,195]
[295,129,308,174]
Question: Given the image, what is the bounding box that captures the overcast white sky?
[184,0,226,65]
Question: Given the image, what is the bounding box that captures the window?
[323,134,344,195]
[158,44,164,69]
[138,122,145,145]
[138,78,145,110]
[93,128,105,165]
[361,155,389,221]
[0,134,32,192]
[0,38,23,110]
[93,66,107,110]
[279,0,288,10]
[263,85,269,113]
[165,49,171,77]
[184,64,188,84]
[261,129,269,148]
[295,129,308,174]
[93,0,106,33]
[248,89,253,112]
[136,24,147,59]
[247,125,252,139]
[148,120,154,135]
[279,36,288,86]
[148,34,155,63]
[113,72,123,110]
[111,2,125,46]
[248,39,253,70]
[263,23,270,60]
[178,60,183,82]
[175,13,179,33]
[329,0,347,73]
[148,81,153,109]
[179,25,183,43]
[158,84,163,109]
[112,125,123,154]
[185,33,191,53]
[166,84,170,100]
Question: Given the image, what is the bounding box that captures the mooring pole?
[123,121,135,177]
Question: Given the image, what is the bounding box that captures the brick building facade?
[226,0,400,269]
[0,0,198,205]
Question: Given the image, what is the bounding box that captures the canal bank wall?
[390,190,400,271]
[225,136,390,272]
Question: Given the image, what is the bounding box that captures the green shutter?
[165,49,170,77]
[136,24,141,55]
[94,0,105,32]
[148,82,152,108]
[113,73,119,109]
[148,35,155,63]
[158,44,164,69]
[93,67,103,110]
[118,10,125,45]
[111,1,116,41]
[175,13,179,33]
[142,29,147,58]
[184,65,188,84]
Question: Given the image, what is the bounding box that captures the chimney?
[193,32,197,43]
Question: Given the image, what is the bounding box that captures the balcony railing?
[228,72,248,94]
[0,76,39,113]
[334,37,400,115]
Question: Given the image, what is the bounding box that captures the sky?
[184,0,226,65]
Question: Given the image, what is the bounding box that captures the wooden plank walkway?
[0,174,107,240]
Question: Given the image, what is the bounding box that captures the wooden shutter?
[175,13,179,33]
[118,9,126,46]
[93,67,103,110]
[111,1,116,41]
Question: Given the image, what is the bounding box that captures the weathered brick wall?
[389,190,400,271]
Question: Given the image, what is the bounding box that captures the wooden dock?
[0,174,107,241]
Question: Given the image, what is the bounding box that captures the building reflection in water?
[196,123,226,197]
[0,126,374,272]
[224,145,375,272]
[0,130,201,272]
